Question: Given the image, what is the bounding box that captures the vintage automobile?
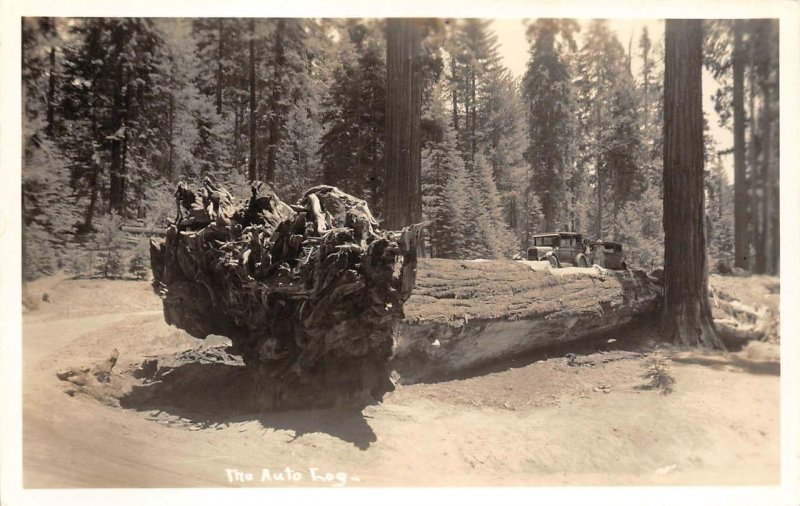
[588,240,627,270]
[526,232,590,268]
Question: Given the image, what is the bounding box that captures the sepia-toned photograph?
[3,1,799,503]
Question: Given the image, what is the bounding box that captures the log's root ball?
[149,177,422,409]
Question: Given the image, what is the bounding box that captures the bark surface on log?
[392,259,662,382]
[149,177,420,409]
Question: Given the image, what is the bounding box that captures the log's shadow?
[254,409,377,450]
[119,361,378,449]
[670,354,780,376]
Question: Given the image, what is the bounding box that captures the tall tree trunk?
[760,29,773,275]
[508,196,518,230]
[662,19,722,348]
[266,19,285,184]
[770,72,780,275]
[732,20,748,269]
[569,178,577,233]
[83,164,100,233]
[470,69,477,163]
[370,123,380,213]
[542,160,555,232]
[248,20,257,182]
[770,133,779,274]
[234,98,241,169]
[596,155,603,238]
[109,119,124,212]
[168,92,175,179]
[450,57,459,132]
[524,186,532,247]
[384,18,422,230]
[109,75,124,212]
[461,66,471,162]
[594,100,603,239]
[541,190,551,233]
[46,46,56,137]
[109,31,127,214]
[757,89,774,273]
[216,19,223,115]
[748,32,764,274]
[120,97,129,215]
[136,180,146,220]
[82,88,100,233]
[642,39,650,126]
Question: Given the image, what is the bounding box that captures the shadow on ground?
[119,361,378,450]
[670,354,779,376]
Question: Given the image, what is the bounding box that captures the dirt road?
[22,279,780,487]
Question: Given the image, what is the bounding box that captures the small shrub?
[641,352,675,395]
[129,252,150,280]
[105,251,125,279]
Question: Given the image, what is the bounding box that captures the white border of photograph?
[2,1,798,505]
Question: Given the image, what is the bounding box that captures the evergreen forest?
[21,18,779,280]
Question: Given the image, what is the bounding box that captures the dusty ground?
[22,276,780,487]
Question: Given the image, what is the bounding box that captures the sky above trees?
[493,18,734,180]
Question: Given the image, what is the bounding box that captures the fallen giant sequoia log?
[392,259,663,382]
[149,178,421,409]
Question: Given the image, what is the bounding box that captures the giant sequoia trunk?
[149,178,421,409]
[248,20,257,182]
[265,19,285,185]
[662,20,723,348]
[215,19,223,115]
[732,20,748,270]
[384,18,422,230]
[758,19,778,276]
[748,30,763,275]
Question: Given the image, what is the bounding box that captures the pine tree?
[601,71,645,237]
[705,19,747,270]
[319,20,386,215]
[523,19,579,234]
[706,155,734,266]
[22,18,80,279]
[442,19,521,257]
[93,211,127,279]
[638,26,665,196]
[575,20,644,240]
[60,18,172,226]
[270,20,328,202]
[472,154,519,258]
[422,120,471,259]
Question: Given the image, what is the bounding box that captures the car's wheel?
[548,255,560,268]
[576,254,589,268]
[621,261,627,270]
